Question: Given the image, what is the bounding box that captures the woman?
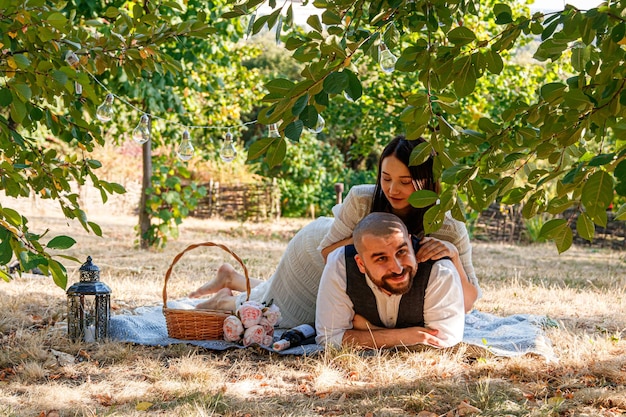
[189,136,481,328]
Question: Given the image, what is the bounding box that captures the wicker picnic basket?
[162,242,250,340]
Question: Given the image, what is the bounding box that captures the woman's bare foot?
[189,263,240,298]
[195,288,236,312]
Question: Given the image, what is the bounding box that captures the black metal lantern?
[67,256,111,342]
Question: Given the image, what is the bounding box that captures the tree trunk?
[138,118,153,249]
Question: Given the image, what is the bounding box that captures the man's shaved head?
[353,212,409,254]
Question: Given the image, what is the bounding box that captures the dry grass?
[1,196,625,417]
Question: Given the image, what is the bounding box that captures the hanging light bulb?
[219,130,237,162]
[308,114,325,134]
[378,43,397,74]
[176,129,194,161]
[132,114,150,144]
[74,81,83,96]
[268,123,280,138]
[96,94,115,122]
[65,51,80,68]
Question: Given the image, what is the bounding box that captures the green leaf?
[162,1,183,10]
[540,82,567,102]
[323,71,349,95]
[439,187,456,213]
[423,205,444,234]
[2,207,23,227]
[571,46,589,72]
[299,105,318,129]
[247,137,277,161]
[244,11,256,38]
[447,26,476,46]
[0,88,12,106]
[610,22,625,43]
[547,196,576,214]
[252,14,269,35]
[576,212,594,241]
[409,141,433,166]
[105,6,120,18]
[408,190,439,208]
[292,94,308,116]
[266,137,287,167]
[344,70,362,101]
[563,89,592,110]
[47,12,67,30]
[0,236,12,265]
[275,15,282,44]
[265,78,295,95]
[87,159,103,169]
[284,120,303,141]
[468,179,486,208]
[615,159,626,183]
[453,56,476,97]
[451,199,466,223]
[12,54,31,69]
[534,38,569,61]
[542,18,560,40]
[501,187,530,204]
[48,259,67,289]
[539,218,568,240]
[554,226,573,254]
[221,9,246,19]
[19,252,47,273]
[47,235,77,250]
[494,3,513,24]
[257,104,280,124]
[441,165,470,185]
[52,70,69,86]
[581,171,614,214]
[13,83,32,101]
[307,15,323,32]
[587,153,615,167]
[314,90,328,107]
[484,50,503,74]
[88,221,103,237]
[321,10,341,25]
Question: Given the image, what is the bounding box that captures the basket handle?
[162,242,250,308]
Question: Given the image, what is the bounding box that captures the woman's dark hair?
[370,135,438,235]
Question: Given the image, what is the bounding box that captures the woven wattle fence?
[187,181,624,249]
[190,179,281,222]
[473,204,626,249]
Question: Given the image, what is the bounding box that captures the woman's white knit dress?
[236,184,481,328]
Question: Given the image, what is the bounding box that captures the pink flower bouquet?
[223,315,245,343]
[223,300,282,347]
[242,325,265,347]
[238,300,264,328]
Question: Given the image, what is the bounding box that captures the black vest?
[344,236,433,328]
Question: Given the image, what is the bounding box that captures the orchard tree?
[0,0,262,287]
[226,0,626,252]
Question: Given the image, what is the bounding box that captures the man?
[315,212,465,349]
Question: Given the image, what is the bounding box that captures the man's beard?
[365,265,416,295]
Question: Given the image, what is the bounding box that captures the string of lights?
[64,35,398,162]
[66,50,256,162]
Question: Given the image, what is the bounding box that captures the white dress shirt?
[315,246,465,348]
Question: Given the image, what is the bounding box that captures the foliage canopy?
[226,0,626,253]
[3,0,626,290]
[0,0,255,286]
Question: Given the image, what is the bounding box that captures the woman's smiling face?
[380,155,415,216]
